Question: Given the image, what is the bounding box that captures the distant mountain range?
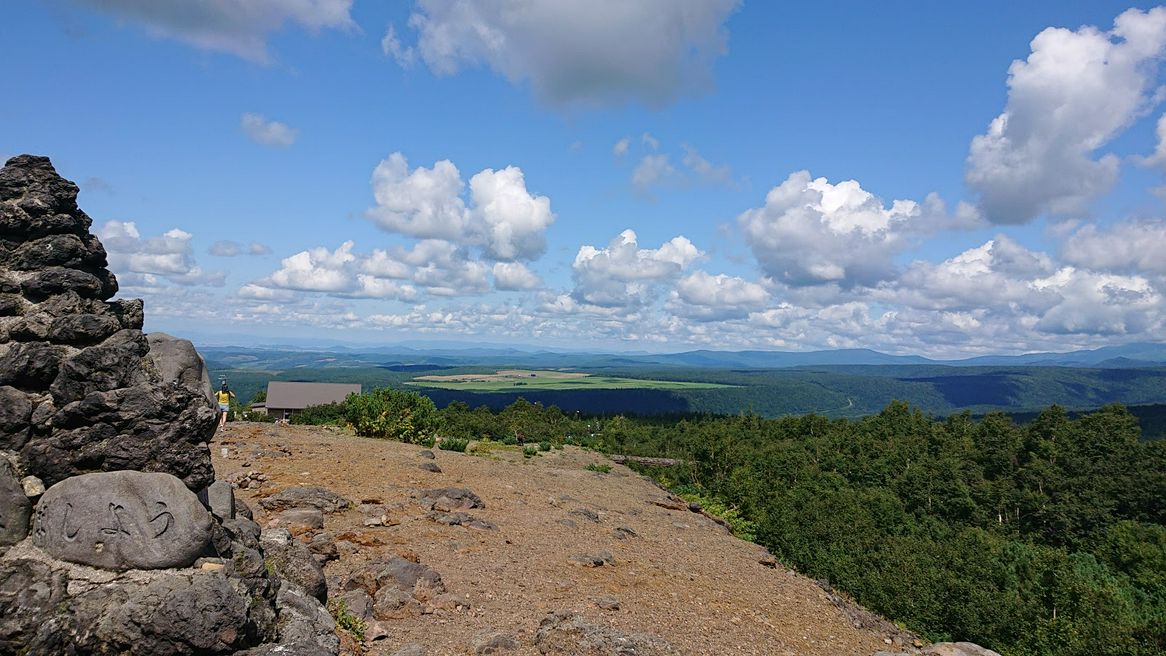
[199,341,1166,370]
[648,343,1166,369]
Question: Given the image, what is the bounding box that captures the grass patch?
[585,463,611,474]
[522,446,539,458]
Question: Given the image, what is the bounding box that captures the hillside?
[212,422,917,655]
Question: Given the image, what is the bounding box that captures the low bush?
[522,446,539,458]
[673,485,758,542]
[346,388,440,443]
[440,437,469,452]
[538,441,552,451]
[585,463,611,474]
[289,402,345,426]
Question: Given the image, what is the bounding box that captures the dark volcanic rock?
[415,487,485,511]
[0,459,31,547]
[147,332,215,403]
[259,486,353,514]
[0,558,69,652]
[0,155,218,491]
[534,611,678,655]
[261,529,327,602]
[0,386,32,450]
[31,471,214,570]
[0,557,270,656]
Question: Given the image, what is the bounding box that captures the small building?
[263,382,361,421]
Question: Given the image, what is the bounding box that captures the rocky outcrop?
[0,155,338,655]
[0,155,217,490]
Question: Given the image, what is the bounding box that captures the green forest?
[288,390,1166,656]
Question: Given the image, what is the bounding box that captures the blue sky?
[4,0,1166,356]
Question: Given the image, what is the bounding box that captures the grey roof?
[265,382,361,410]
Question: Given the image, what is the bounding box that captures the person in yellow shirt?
[215,383,236,429]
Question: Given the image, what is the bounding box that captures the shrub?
[538,441,552,451]
[674,485,758,542]
[440,437,469,452]
[345,388,440,443]
[240,411,275,423]
[502,435,519,446]
[522,446,539,458]
[417,434,436,448]
[586,463,611,474]
[290,402,345,426]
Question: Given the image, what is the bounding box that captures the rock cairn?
[0,155,217,490]
[0,155,338,656]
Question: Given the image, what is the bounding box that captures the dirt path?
[211,422,899,656]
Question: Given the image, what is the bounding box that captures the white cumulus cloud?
[571,229,701,307]
[1062,219,1166,276]
[368,152,554,261]
[738,171,928,288]
[493,262,541,290]
[99,220,225,286]
[966,7,1166,223]
[668,271,768,321]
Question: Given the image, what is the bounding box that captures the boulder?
[534,611,678,655]
[345,556,445,615]
[474,631,518,654]
[259,486,352,514]
[146,332,214,404]
[261,529,327,602]
[31,470,213,570]
[415,487,484,511]
[199,480,236,520]
[0,459,31,547]
[267,583,339,655]
[276,508,326,535]
[337,589,374,621]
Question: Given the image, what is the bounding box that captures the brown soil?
[211,422,905,656]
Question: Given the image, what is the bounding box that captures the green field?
[406,369,729,391]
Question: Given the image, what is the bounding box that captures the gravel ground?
[211,422,900,656]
